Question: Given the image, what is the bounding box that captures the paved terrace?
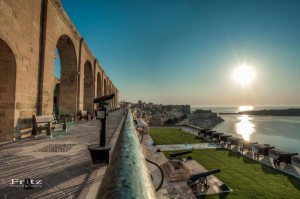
[0,109,125,199]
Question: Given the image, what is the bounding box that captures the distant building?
[149,113,164,126]
[127,101,190,126]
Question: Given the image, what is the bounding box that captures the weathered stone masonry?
[0,0,119,142]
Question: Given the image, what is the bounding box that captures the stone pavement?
[0,109,125,199]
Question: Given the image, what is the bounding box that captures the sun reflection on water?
[235,115,254,141]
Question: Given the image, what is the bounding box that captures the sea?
[191,106,300,154]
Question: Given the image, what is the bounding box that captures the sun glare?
[239,105,253,112]
[232,65,255,86]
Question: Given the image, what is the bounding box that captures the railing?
[97,109,157,199]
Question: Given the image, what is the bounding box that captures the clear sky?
[59,0,300,106]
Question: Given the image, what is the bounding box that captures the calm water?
[191,106,300,153]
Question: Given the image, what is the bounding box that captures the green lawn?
[149,127,300,198]
[164,149,300,199]
[149,127,205,145]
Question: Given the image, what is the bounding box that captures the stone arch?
[84,61,94,112]
[109,83,112,95]
[114,88,117,108]
[56,35,78,115]
[116,90,118,108]
[108,80,111,95]
[111,87,113,108]
[112,87,115,108]
[103,79,107,96]
[97,72,102,97]
[109,84,112,108]
[0,39,17,141]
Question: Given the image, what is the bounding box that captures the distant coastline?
[220,108,300,116]
[219,112,238,115]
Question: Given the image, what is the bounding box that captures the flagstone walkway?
[0,109,125,199]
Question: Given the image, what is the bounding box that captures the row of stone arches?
[54,35,117,115]
[0,0,119,143]
[0,34,118,141]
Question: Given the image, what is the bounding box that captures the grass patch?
[163,149,300,199]
[149,127,205,145]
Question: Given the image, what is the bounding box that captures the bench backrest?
[35,115,55,123]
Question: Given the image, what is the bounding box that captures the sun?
[232,65,255,86]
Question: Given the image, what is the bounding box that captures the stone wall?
[0,0,41,141]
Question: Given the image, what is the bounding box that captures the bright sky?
[59,0,300,106]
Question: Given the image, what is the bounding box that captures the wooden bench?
[32,114,66,136]
[78,110,89,121]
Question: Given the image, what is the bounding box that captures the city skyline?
[59,0,300,106]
